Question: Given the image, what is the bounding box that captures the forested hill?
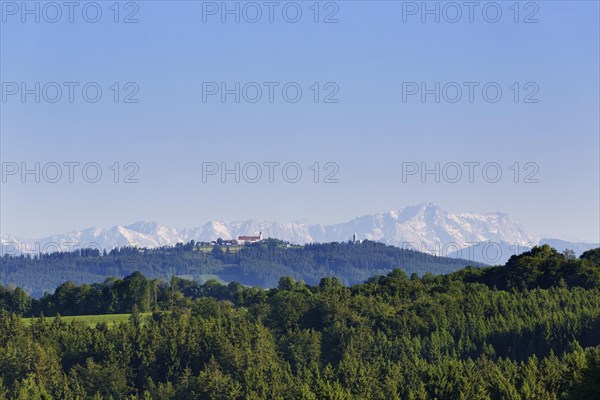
[1,239,486,297]
[0,244,597,317]
[0,245,599,398]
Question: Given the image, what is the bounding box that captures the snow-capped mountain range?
[1,203,597,265]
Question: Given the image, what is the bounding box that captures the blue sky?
[1,0,599,242]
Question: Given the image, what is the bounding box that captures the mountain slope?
[2,203,597,265]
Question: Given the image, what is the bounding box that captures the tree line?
[0,245,598,398]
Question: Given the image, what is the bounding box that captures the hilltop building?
[238,232,263,244]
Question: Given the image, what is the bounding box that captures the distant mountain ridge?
[2,203,597,264]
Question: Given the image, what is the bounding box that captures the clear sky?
[1,0,599,242]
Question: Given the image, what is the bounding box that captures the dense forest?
[1,239,486,297]
[0,245,598,399]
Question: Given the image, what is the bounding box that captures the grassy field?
[21,313,152,327]
[196,245,242,253]
[197,274,227,284]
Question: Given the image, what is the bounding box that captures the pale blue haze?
[0,0,598,242]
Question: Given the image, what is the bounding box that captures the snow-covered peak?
[2,204,594,263]
[124,221,160,234]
